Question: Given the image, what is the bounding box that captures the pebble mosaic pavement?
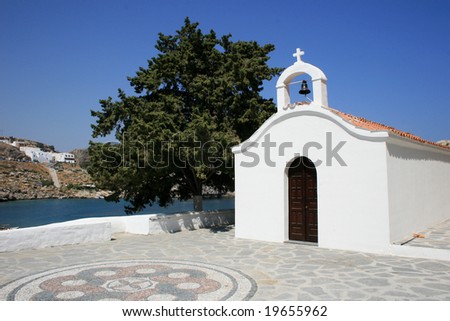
[1,225,450,301]
[0,260,256,301]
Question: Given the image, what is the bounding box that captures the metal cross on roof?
[293,48,304,63]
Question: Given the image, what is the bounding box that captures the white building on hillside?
[53,153,75,164]
[20,147,54,163]
[232,48,450,256]
[19,147,75,164]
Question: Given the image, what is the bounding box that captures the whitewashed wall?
[61,210,234,235]
[386,139,450,242]
[233,105,392,253]
[0,210,234,252]
[0,222,112,252]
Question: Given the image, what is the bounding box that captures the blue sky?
[0,0,449,151]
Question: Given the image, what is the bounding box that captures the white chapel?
[232,48,450,256]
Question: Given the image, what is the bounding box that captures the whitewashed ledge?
[148,209,234,234]
[0,209,234,253]
[0,222,112,253]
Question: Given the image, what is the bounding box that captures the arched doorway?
[288,157,318,242]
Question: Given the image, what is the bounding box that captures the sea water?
[0,198,234,228]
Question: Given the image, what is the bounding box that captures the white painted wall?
[233,105,392,253]
[59,210,234,235]
[17,148,76,164]
[20,147,54,163]
[0,210,234,252]
[386,138,450,242]
[0,222,112,252]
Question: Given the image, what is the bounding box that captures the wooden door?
[288,157,318,242]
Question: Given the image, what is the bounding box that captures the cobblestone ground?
[1,227,450,301]
[405,219,450,250]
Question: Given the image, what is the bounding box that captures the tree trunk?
[193,195,203,212]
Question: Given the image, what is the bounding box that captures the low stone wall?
[55,209,235,235]
[0,209,234,252]
[0,222,112,252]
[148,209,234,234]
[388,244,450,262]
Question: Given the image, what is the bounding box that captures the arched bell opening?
[287,74,313,105]
[276,48,328,110]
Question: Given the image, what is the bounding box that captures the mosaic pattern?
[0,260,257,301]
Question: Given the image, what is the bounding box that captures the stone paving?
[405,219,450,250]
[1,226,450,301]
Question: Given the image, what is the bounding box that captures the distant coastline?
[0,138,107,202]
[0,188,110,203]
[0,160,110,202]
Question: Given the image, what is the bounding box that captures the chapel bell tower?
[276,48,328,111]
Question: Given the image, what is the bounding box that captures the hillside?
[70,148,90,168]
[0,142,108,201]
[0,161,55,200]
[0,142,31,162]
[0,136,56,152]
[54,162,94,187]
[0,160,109,201]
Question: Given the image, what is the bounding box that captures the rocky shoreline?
[0,159,109,202]
[0,187,110,202]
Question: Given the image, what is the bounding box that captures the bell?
[299,80,311,96]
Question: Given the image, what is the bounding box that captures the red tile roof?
[326,107,450,151]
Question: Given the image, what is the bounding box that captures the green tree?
[89,18,281,213]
